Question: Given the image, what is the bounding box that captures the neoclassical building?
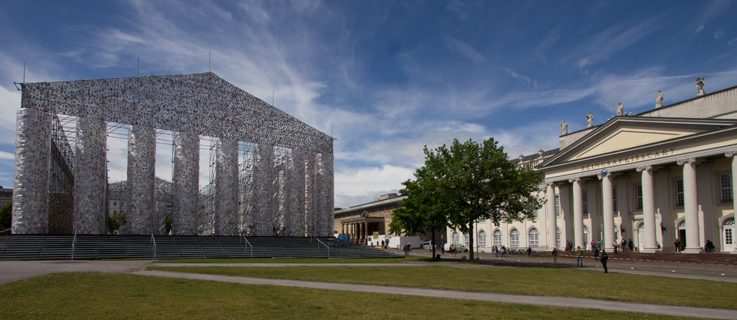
[449,79,737,254]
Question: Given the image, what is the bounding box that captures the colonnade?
[341,221,368,243]
[545,153,737,253]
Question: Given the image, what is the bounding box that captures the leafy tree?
[107,212,127,234]
[392,138,544,261]
[389,166,447,259]
[163,212,173,235]
[0,202,11,232]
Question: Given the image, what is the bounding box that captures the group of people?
[573,245,608,273]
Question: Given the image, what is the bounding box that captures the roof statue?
[696,77,705,96]
[655,90,664,108]
[586,112,594,128]
[615,103,624,116]
[560,120,568,135]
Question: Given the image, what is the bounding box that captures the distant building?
[108,178,173,234]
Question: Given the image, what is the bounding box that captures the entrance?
[722,218,734,252]
[677,220,686,251]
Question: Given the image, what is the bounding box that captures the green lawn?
[149,265,737,310]
[0,273,690,320]
[158,256,423,264]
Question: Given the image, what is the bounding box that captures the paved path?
[135,269,737,319]
[0,260,149,285]
[153,262,431,267]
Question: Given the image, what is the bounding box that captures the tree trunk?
[468,220,474,261]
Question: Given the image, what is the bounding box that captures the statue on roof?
[560,120,568,135]
[538,148,544,159]
[615,103,624,116]
[655,90,664,108]
[696,77,705,96]
[586,112,594,128]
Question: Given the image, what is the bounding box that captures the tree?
[107,212,127,234]
[392,138,544,261]
[0,202,11,232]
[389,166,447,260]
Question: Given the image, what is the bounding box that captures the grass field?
[149,264,737,310]
[0,273,691,320]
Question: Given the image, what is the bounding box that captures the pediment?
[543,117,737,167]
[568,127,698,160]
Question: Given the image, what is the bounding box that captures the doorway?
[677,220,686,251]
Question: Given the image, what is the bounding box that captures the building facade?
[12,72,334,236]
[333,193,405,244]
[449,80,737,254]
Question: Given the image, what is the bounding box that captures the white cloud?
[695,24,704,34]
[335,164,413,197]
[0,150,14,161]
[0,85,20,145]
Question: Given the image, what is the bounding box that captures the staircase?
[0,235,399,260]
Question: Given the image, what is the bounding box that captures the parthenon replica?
[12,72,334,236]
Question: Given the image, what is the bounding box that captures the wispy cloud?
[443,35,486,64]
[569,15,665,70]
[0,150,14,161]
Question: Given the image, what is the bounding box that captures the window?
[510,229,519,248]
[556,229,561,248]
[464,233,469,248]
[635,185,643,210]
[478,230,486,248]
[675,179,684,207]
[529,228,539,247]
[583,226,589,248]
[452,232,459,245]
[582,191,589,214]
[554,195,561,216]
[614,226,619,241]
[721,173,733,204]
[493,230,502,246]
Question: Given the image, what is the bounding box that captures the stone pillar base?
[682,248,703,254]
[639,248,659,253]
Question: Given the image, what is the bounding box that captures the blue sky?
[1,1,737,208]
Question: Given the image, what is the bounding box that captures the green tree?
[393,138,544,261]
[107,212,127,234]
[389,166,447,259]
[0,202,11,232]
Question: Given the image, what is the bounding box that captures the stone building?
[449,79,737,254]
[12,72,334,236]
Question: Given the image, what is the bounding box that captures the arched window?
[510,229,519,248]
[478,230,486,249]
[638,223,645,251]
[464,232,469,248]
[528,228,539,247]
[493,230,502,246]
[452,232,459,245]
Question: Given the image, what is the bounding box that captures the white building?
[449,79,737,254]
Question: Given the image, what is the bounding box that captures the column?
[728,152,737,254]
[599,171,614,251]
[304,154,315,237]
[126,124,156,234]
[637,166,658,252]
[172,131,199,235]
[679,158,701,253]
[288,149,305,236]
[215,137,239,236]
[570,178,584,248]
[12,108,51,234]
[545,184,556,249]
[254,142,274,236]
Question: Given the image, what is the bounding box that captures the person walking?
[575,246,584,268]
[551,247,558,266]
[600,250,609,273]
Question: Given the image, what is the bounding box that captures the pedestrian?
[621,239,627,251]
[551,247,558,266]
[627,239,634,251]
[600,250,609,273]
[526,247,532,258]
[575,246,584,268]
